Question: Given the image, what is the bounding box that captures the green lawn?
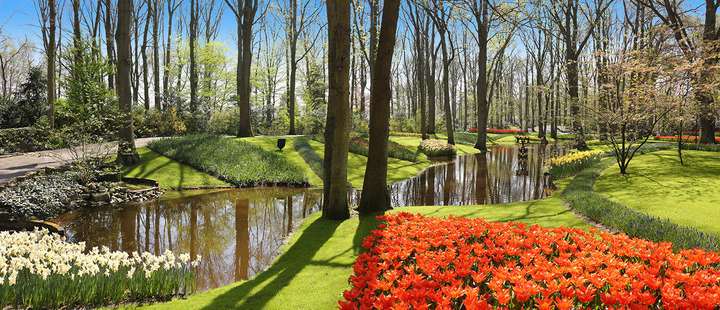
[235,137,324,186]
[122,147,231,190]
[124,192,587,310]
[594,149,720,236]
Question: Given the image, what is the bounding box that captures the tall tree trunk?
[426,33,436,134]
[105,0,115,91]
[152,0,160,110]
[440,30,454,145]
[116,0,140,166]
[358,0,400,215]
[473,3,489,151]
[47,0,57,129]
[189,0,199,114]
[322,0,351,220]
[288,0,297,135]
[417,32,427,140]
[141,11,150,110]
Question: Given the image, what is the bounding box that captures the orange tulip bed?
[654,135,720,143]
[339,213,720,309]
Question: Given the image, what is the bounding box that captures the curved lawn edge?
[121,147,232,190]
[559,157,720,252]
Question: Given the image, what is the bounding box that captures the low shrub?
[293,137,324,180]
[313,135,417,162]
[561,158,720,252]
[0,172,84,220]
[419,139,457,157]
[544,149,604,179]
[0,229,198,308]
[340,213,720,309]
[148,134,308,187]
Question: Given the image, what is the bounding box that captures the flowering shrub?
[544,149,604,179]
[654,135,720,143]
[340,213,720,309]
[0,229,199,308]
[419,139,457,157]
[313,135,417,162]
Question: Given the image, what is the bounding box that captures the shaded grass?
[126,192,587,310]
[121,148,231,190]
[148,135,308,187]
[235,137,323,186]
[595,150,720,237]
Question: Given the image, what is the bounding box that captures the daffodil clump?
[545,149,604,179]
[419,139,457,157]
[0,229,199,309]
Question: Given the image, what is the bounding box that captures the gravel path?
[0,137,162,185]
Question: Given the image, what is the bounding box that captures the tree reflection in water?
[54,188,323,291]
[52,144,565,291]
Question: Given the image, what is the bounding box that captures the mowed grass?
[125,192,587,310]
[121,147,231,190]
[594,149,720,237]
[235,137,324,186]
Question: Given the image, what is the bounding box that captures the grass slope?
[125,193,587,310]
[594,149,720,236]
[121,147,231,190]
[236,137,324,186]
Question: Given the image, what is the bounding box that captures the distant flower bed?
[654,135,720,142]
[0,229,199,309]
[340,213,720,309]
[419,139,457,157]
[468,128,527,134]
[313,135,416,162]
[545,149,604,179]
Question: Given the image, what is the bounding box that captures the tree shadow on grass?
[197,214,381,310]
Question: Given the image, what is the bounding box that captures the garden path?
[0,137,162,185]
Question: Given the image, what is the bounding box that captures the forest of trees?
[1,0,719,216]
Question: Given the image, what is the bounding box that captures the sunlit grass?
[122,147,231,190]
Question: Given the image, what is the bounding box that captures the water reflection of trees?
[388,145,567,207]
[56,188,323,291]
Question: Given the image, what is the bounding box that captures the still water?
[52,144,567,291]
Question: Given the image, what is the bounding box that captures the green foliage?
[0,67,47,128]
[147,134,308,186]
[140,108,187,136]
[60,39,115,127]
[207,108,240,135]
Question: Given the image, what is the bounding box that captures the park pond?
[52,144,568,291]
